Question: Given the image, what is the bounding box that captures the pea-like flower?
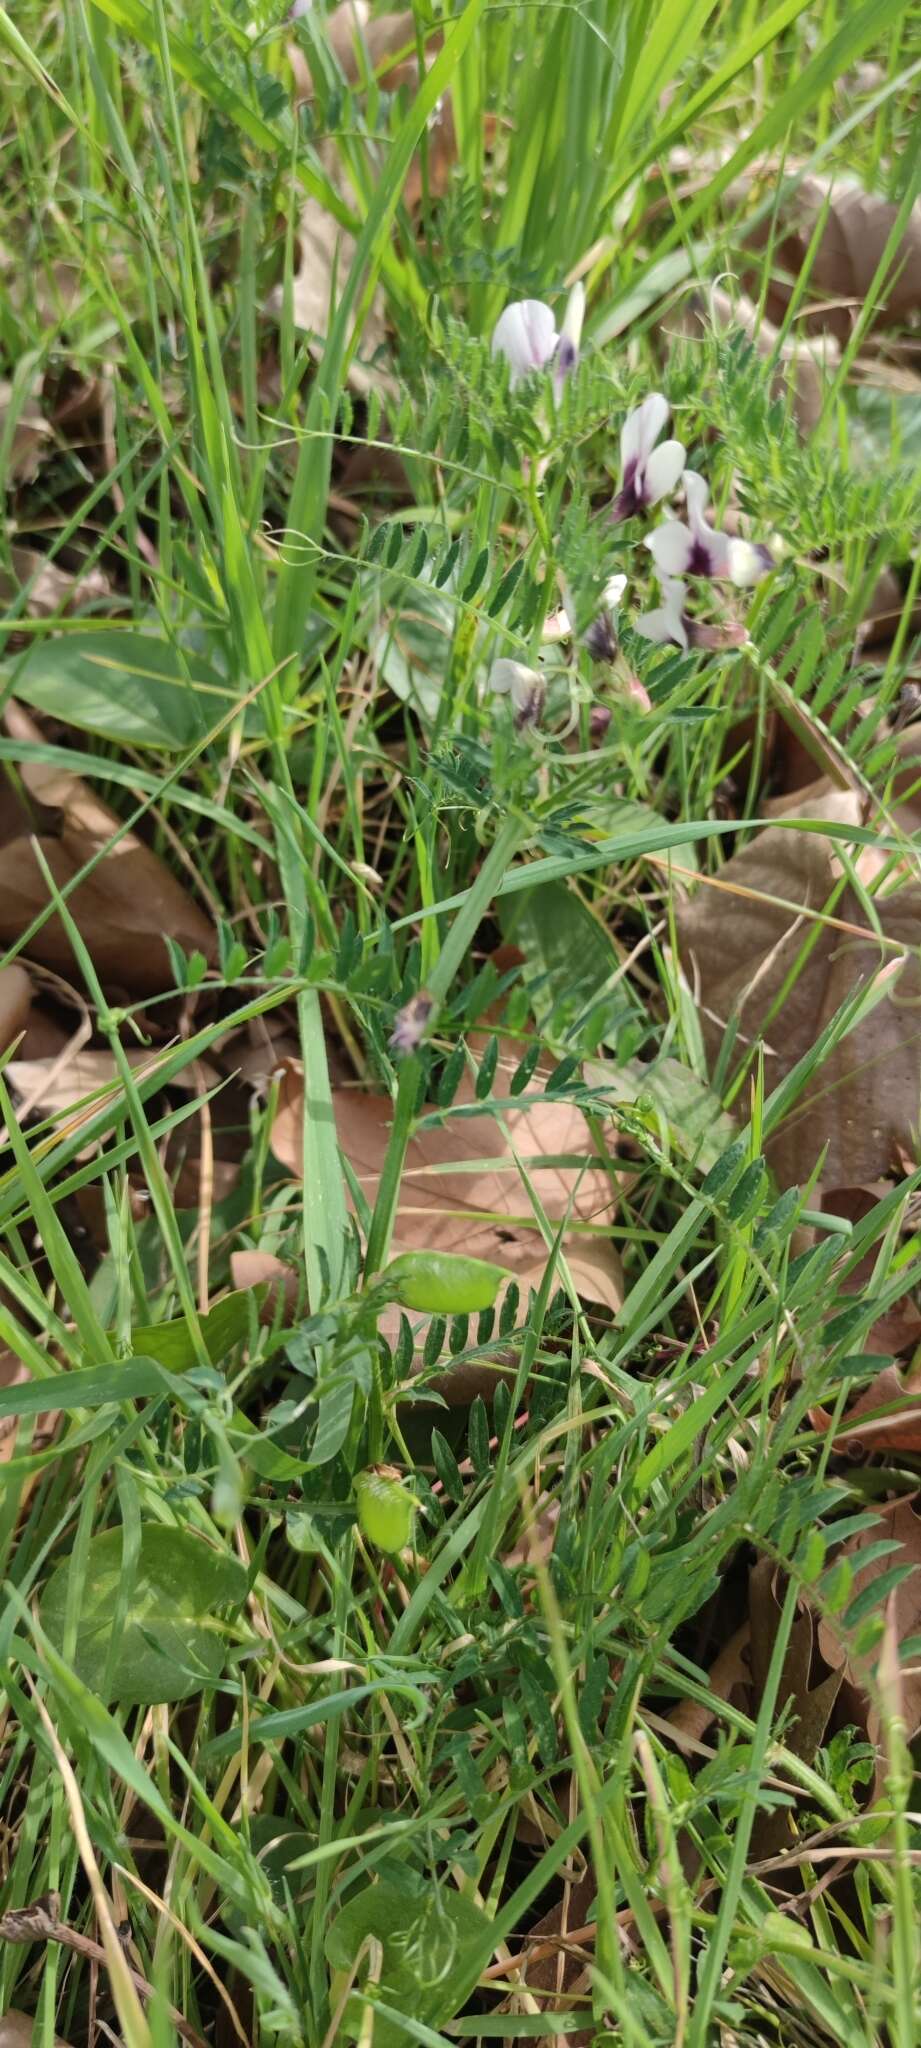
[390,992,435,1056]
[636,575,750,653]
[611,394,686,523]
[491,300,558,389]
[648,472,773,586]
[583,572,628,662]
[635,576,691,650]
[489,657,546,728]
[554,281,586,393]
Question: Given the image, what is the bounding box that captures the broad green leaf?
[9,631,234,748]
[586,1055,737,1173]
[372,582,457,722]
[120,1289,262,1372]
[40,1523,246,1705]
[0,1358,172,1419]
[325,1879,491,2048]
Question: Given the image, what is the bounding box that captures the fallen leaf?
[0,378,52,483]
[514,1869,596,2043]
[271,1051,622,1313]
[759,175,921,340]
[279,6,453,384]
[811,1183,921,1366]
[677,786,921,1186]
[231,1248,304,1324]
[0,1349,32,1466]
[293,2,416,94]
[0,2013,71,2048]
[1,547,109,620]
[811,1353,921,1457]
[817,1498,921,1748]
[0,965,31,1051]
[6,1047,216,1129]
[274,165,390,392]
[0,701,214,994]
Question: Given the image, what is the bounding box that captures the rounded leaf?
[40,1524,246,1705]
[326,1879,489,2048]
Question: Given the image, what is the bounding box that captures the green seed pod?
[380,1250,506,1315]
[355,1465,415,1554]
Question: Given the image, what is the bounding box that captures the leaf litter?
[4,17,921,2048]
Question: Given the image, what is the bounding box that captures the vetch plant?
[490,282,585,393]
[611,392,686,522]
[488,656,546,728]
[648,470,774,586]
[490,298,558,387]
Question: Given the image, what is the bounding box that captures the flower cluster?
[489,296,775,715]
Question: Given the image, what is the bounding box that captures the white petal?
[635,391,669,461]
[491,300,557,384]
[726,538,771,588]
[603,572,628,609]
[619,403,644,473]
[643,439,685,506]
[682,469,710,535]
[489,657,542,706]
[635,603,688,652]
[705,530,733,577]
[647,520,693,575]
[541,605,571,643]
[560,280,585,353]
[488,657,515,695]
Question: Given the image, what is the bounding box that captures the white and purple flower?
[489,657,546,729]
[635,576,691,651]
[611,394,685,523]
[491,300,558,389]
[491,283,585,394]
[648,472,773,587]
[553,281,585,393]
[583,571,628,662]
[635,574,749,652]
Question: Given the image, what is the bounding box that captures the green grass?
[0,0,920,2042]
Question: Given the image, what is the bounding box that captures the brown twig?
[0,1893,209,2048]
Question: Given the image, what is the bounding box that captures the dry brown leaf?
[270,1050,622,1313]
[0,701,214,995]
[280,6,454,385]
[0,2014,71,2048]
[0,1349,31,1467]
[293,2,416,94]
[817,1498,921,1747]
[229,1244,511,1405]
[0,379,51,483]
[677,786,921,1187]
[760,175,921,339]
[514,1868,596,2042]
[748,1559,842,1860]
[0,965,31,1052]
[811,1362,921,1456]
[274,162,390,392]
[6,1047,216,1128]
[1,547,109,619]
